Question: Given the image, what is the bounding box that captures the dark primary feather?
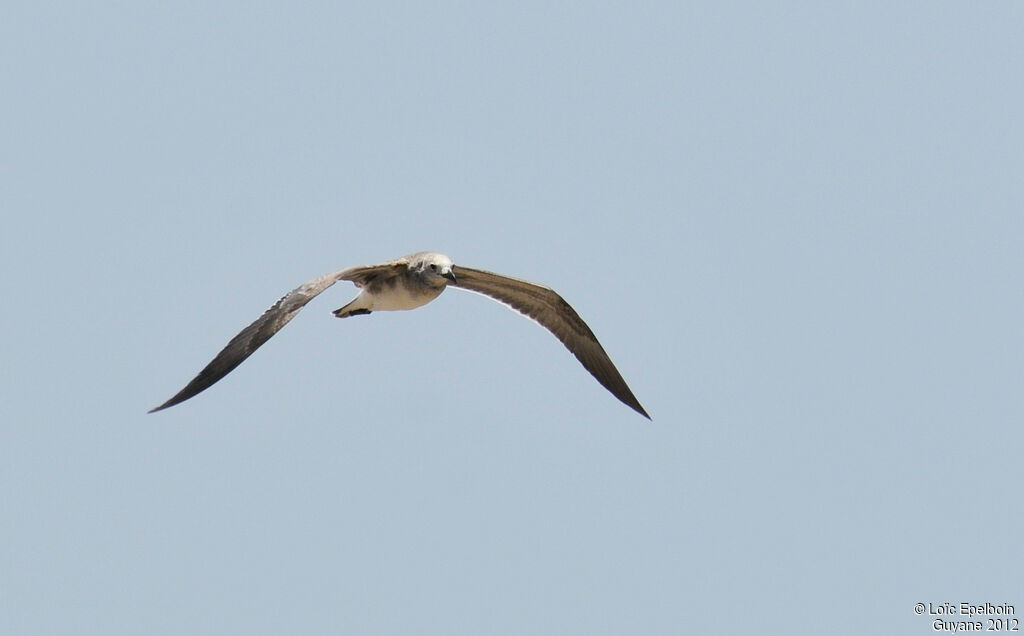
[148,263,403,412]
[451,265,650,419]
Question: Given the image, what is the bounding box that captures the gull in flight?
[150,251,649,418]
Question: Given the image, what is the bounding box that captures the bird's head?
[410,252,456,287]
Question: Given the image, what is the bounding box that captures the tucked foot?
[333,307,372,318]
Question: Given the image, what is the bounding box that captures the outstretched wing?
[451,266,649,419]
[149,261,405,412]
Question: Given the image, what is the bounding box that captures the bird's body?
[150,251,649,418]
[333,252,451,316]
[338,281,440,314]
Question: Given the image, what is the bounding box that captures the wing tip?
[629,401,652,420]
[147,400,174,414]
[147,390,194,413]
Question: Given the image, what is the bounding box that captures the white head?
[408,251,456,287]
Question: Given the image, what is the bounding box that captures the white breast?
[368,283,444,312]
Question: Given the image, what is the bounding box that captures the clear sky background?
[2,2,1022,635]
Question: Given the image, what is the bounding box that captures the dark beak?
[442,269,457,284]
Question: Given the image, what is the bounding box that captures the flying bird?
[149,251,649,418]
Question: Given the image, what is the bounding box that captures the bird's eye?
[429,264,437,270]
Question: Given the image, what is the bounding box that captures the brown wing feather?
[451,266,650,419]
[148,262,404,412]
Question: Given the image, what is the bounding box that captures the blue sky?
[2,2,1022,634]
